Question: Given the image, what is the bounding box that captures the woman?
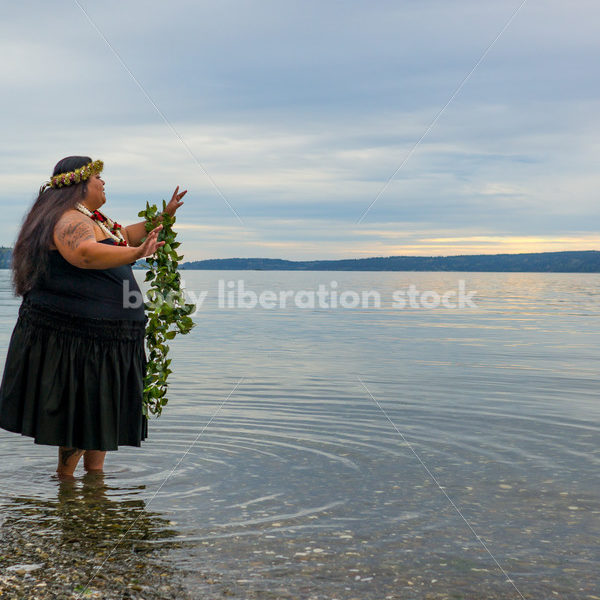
[0,156,187,478]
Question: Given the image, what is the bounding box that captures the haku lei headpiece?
[40,159,104,192]
[75,203,128,246]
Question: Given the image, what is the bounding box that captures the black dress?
[0,239,148,451]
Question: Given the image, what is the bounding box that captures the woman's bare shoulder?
[51,210,104,250]
[53,210,97,252]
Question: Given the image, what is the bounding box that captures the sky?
[1,0,599,261]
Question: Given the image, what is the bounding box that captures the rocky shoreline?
[0,473,192,600]
[0,524,191,599]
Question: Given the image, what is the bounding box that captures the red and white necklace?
[75,202,128,246]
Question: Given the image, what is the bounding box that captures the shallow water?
[0,270,598,599]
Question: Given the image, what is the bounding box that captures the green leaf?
[141,199,192,418]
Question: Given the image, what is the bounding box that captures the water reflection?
[5,473,179,548]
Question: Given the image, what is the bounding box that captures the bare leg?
[83,450,106,472]
[56,447,84,479]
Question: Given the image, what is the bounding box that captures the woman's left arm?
[124,186,187,246]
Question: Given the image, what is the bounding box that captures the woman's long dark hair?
[12,156,92,296]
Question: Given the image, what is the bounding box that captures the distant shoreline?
[1,248,599,273]
[178,250,600,273]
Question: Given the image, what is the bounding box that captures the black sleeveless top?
[25,239,146,322]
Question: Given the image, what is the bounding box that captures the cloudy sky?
[1,0,598,260]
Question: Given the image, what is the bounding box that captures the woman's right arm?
[53,211,164,269]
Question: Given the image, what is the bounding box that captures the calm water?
[0,270,598,599]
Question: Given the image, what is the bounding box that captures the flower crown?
[42,159,104,191]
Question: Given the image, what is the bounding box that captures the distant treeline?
[181,251,600,272]
[1,248,599,272]
[0,247,11,269]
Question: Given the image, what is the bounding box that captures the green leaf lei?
[138,200,196,417]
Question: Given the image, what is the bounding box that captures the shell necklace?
[75,202,128,246]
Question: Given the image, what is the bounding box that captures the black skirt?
[0,298,148,451]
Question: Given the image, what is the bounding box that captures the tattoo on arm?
[57,218,96,250]
[60,447,83,466]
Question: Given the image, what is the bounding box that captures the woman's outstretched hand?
[136,225,165,259]
[165,186,187,217]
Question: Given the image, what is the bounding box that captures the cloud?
[0,0,598,259]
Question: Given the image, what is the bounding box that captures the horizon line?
[182,249,599,262]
